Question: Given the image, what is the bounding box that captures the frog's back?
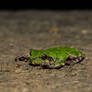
[44,47,82,60]
[30,47,83,60]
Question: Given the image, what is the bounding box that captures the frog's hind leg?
[65,54,85,65]
[72,54,85,64]
[65,55,77,65]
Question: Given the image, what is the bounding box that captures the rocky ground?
[0,10,92,92]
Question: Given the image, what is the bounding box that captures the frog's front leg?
[41,58,64,69]
[48,59,65,69]
[40,54,55,68]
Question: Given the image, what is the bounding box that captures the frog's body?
[15,46,85,69]
[29,47,85,68]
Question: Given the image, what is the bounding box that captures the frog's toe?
[75,54,85,63]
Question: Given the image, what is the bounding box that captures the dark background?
[0,2,91,11]
[0,0,91,11]
[0,7,91,10]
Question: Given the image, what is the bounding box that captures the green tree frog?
[15,46,85,69]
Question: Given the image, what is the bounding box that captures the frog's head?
[15,49,37,62]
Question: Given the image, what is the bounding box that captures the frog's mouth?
[65,54,85,65]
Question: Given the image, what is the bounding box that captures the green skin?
[29,47,85,68]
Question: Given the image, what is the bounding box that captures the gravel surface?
[0,10,92,92]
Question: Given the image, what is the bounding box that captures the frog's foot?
[41,60,64,69]
[48,65,63,69]
[65,54,85,65]
[15,55,30,62]
[40,62,50,68]
[41,63,63,69]
[40,54,56,68]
